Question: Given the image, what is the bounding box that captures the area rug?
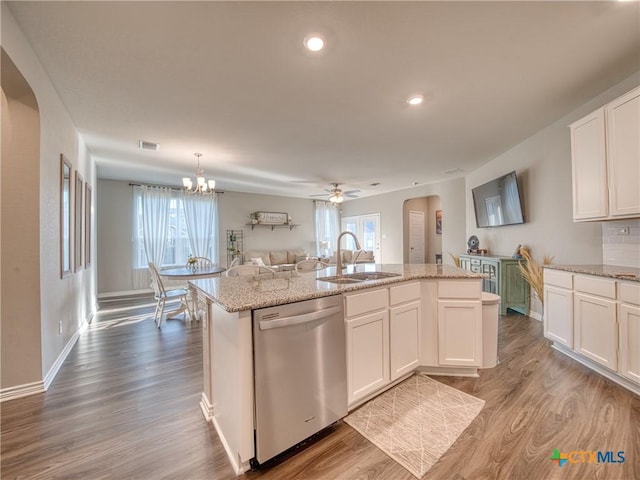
[343,373,484,478]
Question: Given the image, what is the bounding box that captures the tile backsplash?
[602,219,640,268]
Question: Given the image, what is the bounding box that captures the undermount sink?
[318,271,401,284]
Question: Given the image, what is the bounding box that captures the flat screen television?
[472,171,525,228]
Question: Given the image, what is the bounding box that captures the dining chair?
[228,257,241,268]
[226,265,276,277]
[188,256,214,269]
[295,259,330,272]
[148,262,192,328]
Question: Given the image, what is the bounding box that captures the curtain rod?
[128,182,224,193]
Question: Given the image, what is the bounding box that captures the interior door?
[408,210,425,264]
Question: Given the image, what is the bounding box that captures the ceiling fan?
[310,183,360,204]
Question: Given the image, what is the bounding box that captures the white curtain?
[182,192,220,266]
[314,201,340,257]
[141,185,171,266]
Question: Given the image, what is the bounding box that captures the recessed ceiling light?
[304,34,325,52]
[407,94,424,106]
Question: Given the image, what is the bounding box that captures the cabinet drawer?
[344,288,388,317]
[544,269,573,289]
[470,258,481,266]
[438,280,481,299]
[574,275,616,299]
[619,282,640,305]
[389,282,421,306]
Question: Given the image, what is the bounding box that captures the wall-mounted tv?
[472,170,525,228]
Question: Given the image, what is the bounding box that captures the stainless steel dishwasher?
[253,294,347,464]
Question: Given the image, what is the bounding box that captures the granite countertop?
[544,264,640,282]
[190,263,482,312]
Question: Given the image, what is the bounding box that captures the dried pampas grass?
[518,249,554,304]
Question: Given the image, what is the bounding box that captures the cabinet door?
[346,310,390,405]
[606,87,640,217]
[574,293,617,370]
[437,300,482,366]
[501,260,530,316]
[389,301,421,381]
[570,109,608,220]
[544,285,573,348]
[618,303,640,385]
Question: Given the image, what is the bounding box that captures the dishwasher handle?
[259,305,342,331]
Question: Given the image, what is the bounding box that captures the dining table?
[160,266,226,320]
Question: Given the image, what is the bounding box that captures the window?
[314,201,340,257]
[132,189,208,268]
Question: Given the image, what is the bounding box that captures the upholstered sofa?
[243,249,309,270]
[328,249,375,264]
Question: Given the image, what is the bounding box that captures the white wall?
[341,177,467,265]
[1,5,96,392]
[96,180,317,294]
[464,72,639,265]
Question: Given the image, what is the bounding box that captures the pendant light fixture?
[183,153,215,194]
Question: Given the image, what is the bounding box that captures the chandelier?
[182,153,215,194]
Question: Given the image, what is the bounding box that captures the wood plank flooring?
[2,298,638,480]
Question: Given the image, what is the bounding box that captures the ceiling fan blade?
[345,193,359,198]
[343,189,360,195]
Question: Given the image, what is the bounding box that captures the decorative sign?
[257,211,288,224]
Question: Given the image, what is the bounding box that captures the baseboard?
[417,365,480,378]
[0,381,45,402]
[551,343,640,396]
[212,415,252,475]
[43,317,88,390]
[1,314,91,402]
[529,310,542,321]
[98,289,153,299]
[199,392,214,421]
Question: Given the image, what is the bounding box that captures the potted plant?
[249,212,260,224]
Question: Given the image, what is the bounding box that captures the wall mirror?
[74,171,84,272]
[60,154,72,277]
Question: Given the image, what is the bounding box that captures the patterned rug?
[344,374,484,478]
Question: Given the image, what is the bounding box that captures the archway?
[402,195,442,264]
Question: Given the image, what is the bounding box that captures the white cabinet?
[345,282,422,405]
[573,275,618,370]
[618,282,640,385]
[437,280,482,367]
[346,309,390,404]
[345,288,390,405]
[570,86,640,221]
[570,109,609,220]
[543,269,574,348]
[389,282,421,381]
[606,88,640,217]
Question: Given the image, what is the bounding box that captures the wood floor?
[2,297,638,480]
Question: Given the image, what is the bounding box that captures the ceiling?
[6,1,640,200]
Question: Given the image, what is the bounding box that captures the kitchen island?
[190,263,485,474]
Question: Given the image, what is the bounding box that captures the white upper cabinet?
[570,86,640,221]
[605,88,640,217]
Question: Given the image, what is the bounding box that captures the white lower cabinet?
[437,300,482,366]
[436,280,482,367]
[345,287,390,405]
[543,269,574,347]
[346,309,390,404]
[574,292,617,370]
[618,282,640,385]
[544,269,640,393]
[345,282,421,405]
[389,300,421,381]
